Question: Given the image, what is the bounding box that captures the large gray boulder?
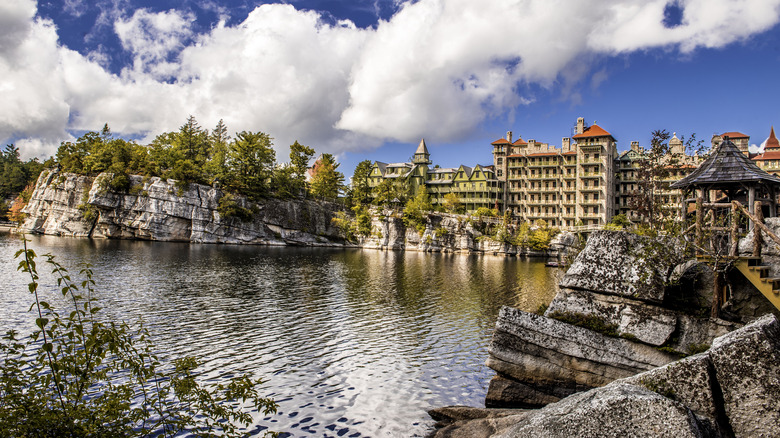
[560,231,684,303]
[709,313,780,437]
[495,382,705,438]
[485,307,679,407]
[546,287,677,346]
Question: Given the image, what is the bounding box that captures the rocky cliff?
[359,209,576,256]
[21,170,574,256]
[22,170,345,245]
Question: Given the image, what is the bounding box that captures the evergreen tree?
[309,154,344,200]
[289,141,315,196]
[349,160,373,206]
[225,131,276,199]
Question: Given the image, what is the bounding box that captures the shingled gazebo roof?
[670,137,780,191]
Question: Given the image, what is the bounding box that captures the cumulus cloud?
[4,0,780,160]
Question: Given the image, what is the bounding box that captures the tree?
[205,119,231,184]
[309,154,344,200]
[372,178,409,207]
[442,192,463,214]
[289,141,315,197]
[349,160,373,206]
[1,243,278,437]
[176,115,210,165]
[225,131,276,199]
[403,186,432,233]
[629,130,703,231]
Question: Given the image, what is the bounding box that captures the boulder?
[546,288,677,346]
[485,307,679,407]
[622,354,727,437]
[708,313,780,437]
[496,382,705,438]
[560,231,684,303]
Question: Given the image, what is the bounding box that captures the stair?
[734,256,780,311]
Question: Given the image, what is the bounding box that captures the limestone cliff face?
[360,210,572,256]
[22,170,345,246]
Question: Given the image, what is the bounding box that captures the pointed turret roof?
[415,139,429,156]
[766,127,780,151]
[671,137,780,190]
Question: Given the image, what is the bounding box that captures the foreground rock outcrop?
[430,314,780,438]
[484,231,748,409]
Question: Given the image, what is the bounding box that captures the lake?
[0,233,560,437]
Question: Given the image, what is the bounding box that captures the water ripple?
[0,234,559,437]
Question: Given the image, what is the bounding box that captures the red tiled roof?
[766,127,780,150]
[562,151,577,155]
[528,152,560,157]
[512,139,528,145]
[572,123,614,139]
[754,151,780,161]
[491,138,511,145]
[721,131,749,139]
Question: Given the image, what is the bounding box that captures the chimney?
[562,137,570,151]
[506,131,513,142]
[631,141,639,153]
[576,117,585,135]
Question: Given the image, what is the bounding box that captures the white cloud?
[114,8,195,80]
[4,0,780,160]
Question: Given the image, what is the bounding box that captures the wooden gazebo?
[671,137,780,221]
[670,137,780,314]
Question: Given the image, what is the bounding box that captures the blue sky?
[3,0,780,176]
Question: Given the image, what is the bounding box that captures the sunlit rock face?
[432,314,780,438]
[22,170,344,246]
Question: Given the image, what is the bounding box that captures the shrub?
[1,241,277,437]
[217,193,254,222]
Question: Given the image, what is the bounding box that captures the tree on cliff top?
[348,160,373,206]
[309,154,344,200]
[225,131,276,200]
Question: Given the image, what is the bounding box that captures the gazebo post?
[749,186,756,230]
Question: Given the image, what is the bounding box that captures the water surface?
[0,233,560,437]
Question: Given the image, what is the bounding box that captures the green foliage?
[403,187,432,234]
[0,144,46,201]
[434,227,448,239]
[349,160,373,206]
[225,131,276,199]
[535,303,548,316]
[289,141,316,197]
[309,154,344,200]
[372,178,408,207]
[528,223,559,251]
[548,311,619,337]
[687,343,710,355]
[1,242,277,437]
[217,194,254,222]
[353,205,372,237]
[474,207,498,217]
[607,213,631,230]
[640,378,677,400]
[332,210,357,242]
[442,192,464,214]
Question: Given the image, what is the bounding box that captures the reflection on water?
[0,233,559,437]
